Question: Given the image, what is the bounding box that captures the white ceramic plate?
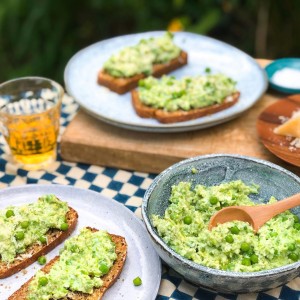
[64,31,268,133]
[0,185,161,300]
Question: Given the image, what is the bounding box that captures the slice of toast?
[0,206,78,279]
[131,90,240,123]
[9,228,127,300]
[98,51,188,94]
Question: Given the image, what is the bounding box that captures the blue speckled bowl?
[142,154,300,293]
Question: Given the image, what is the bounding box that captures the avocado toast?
[9,227,127,300]
[0,195,78,279]
[98,32,188,94]
[131,73,240,123]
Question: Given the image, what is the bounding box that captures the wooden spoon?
[208,193,300,232]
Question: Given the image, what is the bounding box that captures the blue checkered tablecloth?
[0,96,299,300]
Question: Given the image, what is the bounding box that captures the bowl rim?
[142,153,300,278]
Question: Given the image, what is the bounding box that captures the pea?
[288,253,299,262]
[293,215,299,223]
[20,220,29,229]
[39,236,47,244]
[138,80,145,87]
[241,258,251,266]
[38,256,47,265]
[250,254,258,264]
[60,222,69,231]
[240,242,250,252]
[230,226,240,234]
[191,167,198,174]
[15,231,25,240]
[6,210,14,218]
[209,196,218,205]
[70,245,78,253]
[225,235,234,243]
[38,277,48,286]
[288,244,296,251]
[133,276,142,286]
[183,216,192,225]
[247,249,254,256]
[99,263,109,274]
[172,91,185,99]
[294,223,300,230]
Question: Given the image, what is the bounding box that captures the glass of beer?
[0,77,64,170]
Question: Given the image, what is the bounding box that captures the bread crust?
[8,228,127,300]
[98,51,188,94]
[0,206,78,279]
[131,90,240,123]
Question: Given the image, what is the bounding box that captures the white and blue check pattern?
[0,96,299,300]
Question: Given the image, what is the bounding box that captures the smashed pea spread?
[0,195,69,263]
[103,32,181,78]
[138,73,237,112]
[152,180,300,272]
[27,228,117,300]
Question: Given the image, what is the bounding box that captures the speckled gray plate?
[142,154,300,293]
[0,185,161,300]
[64,31,267,132]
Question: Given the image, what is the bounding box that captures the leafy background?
[0,0,299,84]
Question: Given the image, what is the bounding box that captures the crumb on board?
[21,269,28,275]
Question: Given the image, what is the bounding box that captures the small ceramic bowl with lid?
[142,154,300,293]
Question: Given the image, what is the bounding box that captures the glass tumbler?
[0,77,64,170]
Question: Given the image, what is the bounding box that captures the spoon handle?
[244,192,300,230]
[265,193,300,215]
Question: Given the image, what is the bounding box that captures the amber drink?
[0,77,63,170]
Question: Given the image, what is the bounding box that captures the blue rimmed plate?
[64,31,268,133]
[265,58,300,94]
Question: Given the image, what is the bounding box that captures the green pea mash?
[138,73,237,112]
[27,228,117,300]
[103,32,181,78]
[0,195,68,263]
[152,180,300,272]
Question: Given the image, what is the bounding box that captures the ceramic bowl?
[265,58,300,94]
[142,154,300,293]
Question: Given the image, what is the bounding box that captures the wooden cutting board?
[60,60,300,175]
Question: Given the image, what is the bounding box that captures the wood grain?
[257,94,300,167]
[60,60,300,175]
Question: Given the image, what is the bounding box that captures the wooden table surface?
[61,59,300,175]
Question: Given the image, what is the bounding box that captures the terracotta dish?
[256,94,300,167]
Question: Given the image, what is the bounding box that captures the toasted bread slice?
[98,51,188,94]
[131,90,240,123]
[0,206,78,279]
[9,228,127,300]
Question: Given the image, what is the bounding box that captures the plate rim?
[64,30,268,133]
[0,183,162,300]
